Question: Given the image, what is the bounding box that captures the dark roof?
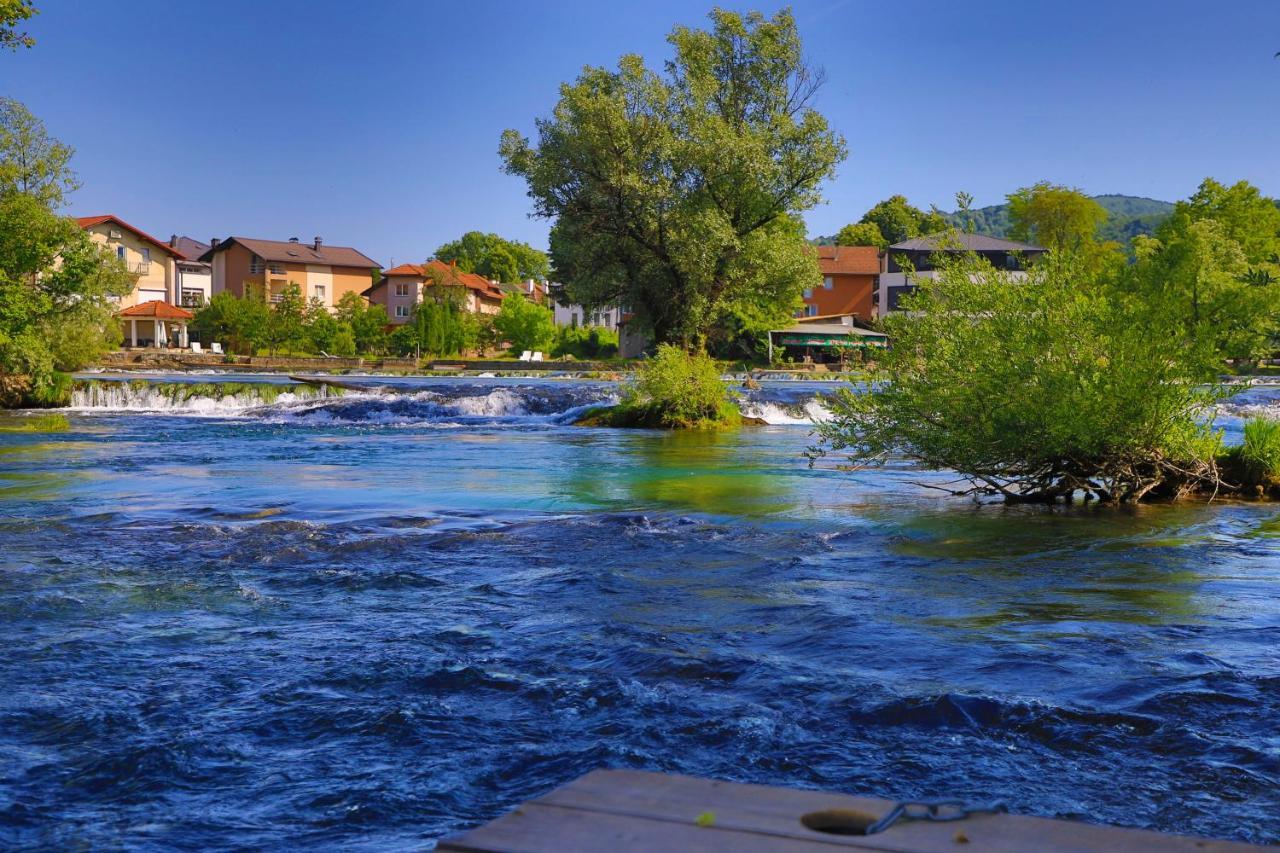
[377,261,505,299]
[76,215,186,259]
[815,244,880,274]
[889,233,1044,253]
[199,237,381,269]
[171,236,210,266]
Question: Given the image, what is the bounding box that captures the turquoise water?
[1,376,1277,848]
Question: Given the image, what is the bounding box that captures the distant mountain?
[943,194,1175,245]
[815,194,1176,247]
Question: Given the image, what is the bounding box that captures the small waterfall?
[69,380,331,413]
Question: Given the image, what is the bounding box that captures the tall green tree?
[261,283,307,356]
[0,1,37,51]
[1006,181,1110,253]
[501,8,846,347]
[434,231,549,283]
[1120,179,1280,363]
[192,291,268,355]
[335,290,389,355]
[0,98,77,207]
[493,293,554,354]
[833,221,886,249]
[857,195,947,246]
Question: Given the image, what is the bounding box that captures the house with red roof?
[199,236,381,311]
[804,245,881,321]
[366,260,506,324]
[76,215,186,309]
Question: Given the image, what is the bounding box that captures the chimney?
[289,237,299,243]
[169,234,178,247]
[210,237,221,248]
[313,236,322,251]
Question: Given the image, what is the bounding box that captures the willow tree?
[499,8,846,348]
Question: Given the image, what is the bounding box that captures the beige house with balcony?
[76,215,185,308]
[199,236,381,309]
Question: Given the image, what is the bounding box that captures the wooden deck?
[438,769,1262,852]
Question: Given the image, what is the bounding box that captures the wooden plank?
[439,770,1263,852]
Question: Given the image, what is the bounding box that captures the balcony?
[131,261,151,275]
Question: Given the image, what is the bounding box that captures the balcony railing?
[131,262,151,275]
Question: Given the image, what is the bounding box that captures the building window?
[268,263,285,275]
[116,246,126,261]
[313,284,326,302]
[802,287,812,299]
[181,289,204,308]
[249,255,264,274]
[570,312,578,328]
[807,304,819,317]
[395,283,410,297]
[823,276,833,290]
[395,305,409,318]
[142,248,151,263]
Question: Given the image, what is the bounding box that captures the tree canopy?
[1006,182,1110,253]
[0,98,77,207]
[492,293,554,354]
[501,8,845,347]
[433,231,549,283]
[0,1,37,51]
[833,221,887,249]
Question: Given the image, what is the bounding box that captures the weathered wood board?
[438,769,1263,852]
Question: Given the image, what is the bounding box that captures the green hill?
[944,194,1174,244]
[816,194,1176,247]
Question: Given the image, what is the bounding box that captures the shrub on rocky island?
[577,345,741,429]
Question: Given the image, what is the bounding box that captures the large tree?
[1006,181,1109,253]
[0,100,130,394]
[500,8,846,347]
[0,97,77,207]
[855,195,947,246]
[434,231,549,283]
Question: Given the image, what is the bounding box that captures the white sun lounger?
[531,351,544,362]
[211,342,224,355]
[519,350,533,362]
[190,342,203,354]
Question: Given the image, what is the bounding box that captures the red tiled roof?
[816,244,880,275]
[200,237,380,269]
[382,260,505,300]
[117,300,195,320]
[76,215,186,259]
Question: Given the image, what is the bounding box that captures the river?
[1,374,1277,848]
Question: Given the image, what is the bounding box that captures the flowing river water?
[1,374,1278,849]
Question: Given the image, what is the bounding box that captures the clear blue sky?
[7,0,1279,266]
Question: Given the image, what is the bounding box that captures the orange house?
[802,245,881,320]
[200,236,381,310]
[366,260,506,324]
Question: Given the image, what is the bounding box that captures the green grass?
[1234,417,1280,485]
[0,413,70,433]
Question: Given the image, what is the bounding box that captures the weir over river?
[1,374,1278,848]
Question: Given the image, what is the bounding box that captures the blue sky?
[7,0,1279,266]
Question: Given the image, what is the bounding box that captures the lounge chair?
[190,342,203,354]
[519,350,532,362]
[211,342,224,355]
[531,351,544,362]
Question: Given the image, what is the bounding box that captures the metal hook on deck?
[864,799,1009,835]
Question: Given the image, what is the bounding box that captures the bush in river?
[584,345,738,428]
[1224,417,1280,492]
[812,251,1230,504]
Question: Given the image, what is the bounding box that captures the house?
[365,260,505,324]
[876,233,1046,316]
[804,245,880,320]
[199,236,381,310]
[168,236,212,308]
[76,215,186,308]
[547,283,623,329]
[498,279,549,305]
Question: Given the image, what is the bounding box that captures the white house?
[169,236,213,308]
[547,283,623,329]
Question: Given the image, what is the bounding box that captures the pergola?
[118,300,195,349]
